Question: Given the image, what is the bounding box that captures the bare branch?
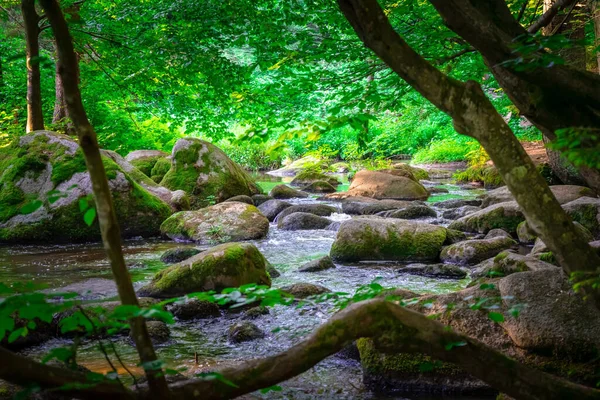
[527,0,579,33]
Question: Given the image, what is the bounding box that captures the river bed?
[0,175,489,399]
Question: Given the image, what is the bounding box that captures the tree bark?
[38,0,170,397]
[594,1,600,73]
[337,0,600,305]
[21,0,44,132]
[52,57,67,123]
[428,0,600,192]
[1,300,599,400]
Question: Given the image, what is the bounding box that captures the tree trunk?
[428,0,600,192]
[38,0,170,397]
[21,0,44,132]
[594,1,600,73]
[338,0,600,306]
[52,57,67,124]
[540,0,588,185]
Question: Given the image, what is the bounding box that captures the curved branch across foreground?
[1,300,599,400]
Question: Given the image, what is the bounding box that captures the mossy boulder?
[341,197,412,215]
[341,170,429,200]
[398,263,467,279]
[377,168,417,182]
[142,321,171,344]
[0,131,173,243]
[471,251,557,279]
[138,242,271,298]
[434,199,482,209]
[330,218,448,263]
[301,180,337,193]
[269,184,309,199]
[329,162,350,173]
[440,230,516,266]
[160,202,269,244]
[277,212,332,231]
[258,199,292,221]
[159,137,262,208]
[290,169,340,187]
[150,156,172,183]
[448,201,524,235]
[251,194,273,206]
[125,150,169,177]
[298,255,336,272]
[562,197,600,238]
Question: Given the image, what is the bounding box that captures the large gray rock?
[273,204,338,223]
[0,131,173,243]
[258,199,292,221]
[499,268,600,360]
[160,247,203,264]
[159,137,262,208]
[442,205,480,220]
[377,204,436,219]
[277,212,332,231]
[440,230,516,265]
[138,242,271,298]
[481,185,595,208]
[167,299,221,320]
[339,170,429,200]
[448,201,524,235]
[280,283,331,298]
[224,195,254,205]
[330,218,448,263]
[302,180,337,193]
[341,197,413,215]
[434,198,482,209]
[228,321,265,343]
[160,202,269,244]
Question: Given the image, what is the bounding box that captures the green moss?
[130,156,163,177]
[494,251,509,262]
[566,204,600,236]
[150,157,171,183]
[160,138,261,208]
[409,166,429,180]
[142,243,271,298]
[331,222,447,262]
[454,165,504,188]
[358,338,459,375]
[538,252,557,264]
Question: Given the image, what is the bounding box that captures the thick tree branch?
[527,0,579,33]
[3,300,598,400]
[0,347,134,400]
[38,0,170,397]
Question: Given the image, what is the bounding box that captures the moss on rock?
[0,131,172,243]
[159,138,262,208]
[138,242,271,298]
[330,218,447,263]
[448,201,524,235]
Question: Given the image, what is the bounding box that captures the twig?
[527,0,578,33]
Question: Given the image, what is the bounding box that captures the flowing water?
[0,174,489,399]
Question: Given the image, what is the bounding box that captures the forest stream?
[0,172,495,400]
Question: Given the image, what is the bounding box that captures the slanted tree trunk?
[428,0,600,193]
[38,0,170,397]
[338,0,600,306]
[21,0,44,132]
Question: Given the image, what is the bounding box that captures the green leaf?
[20,200,43,215]
[79,198,89,213]
[8,327,28,343]
[488,312,505,323]
[83,208,97,226]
